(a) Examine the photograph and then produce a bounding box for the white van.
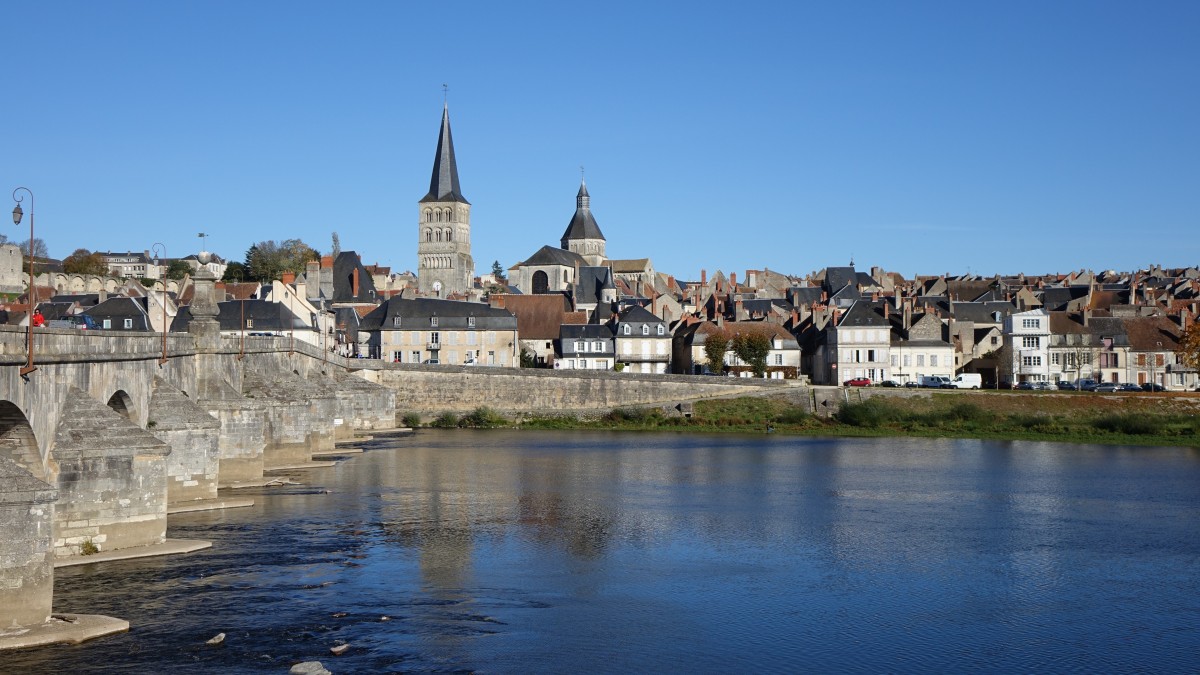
[949,373,982,389]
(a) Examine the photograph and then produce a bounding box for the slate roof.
[838,301,891,328]
[170,299,307,332]
[332,251,379,303]
[560,180,605,243]
[359,298,516,331]
[576,266,616,305]
[83,297,152,330]
[1039,286,1090,311]
[420,105,469,204]
[823,267,857,292]
[616,304,666,325]
[788,287,825,306]
[520,245,586,268]
[561,323,615,339]
[950,301,1015,324]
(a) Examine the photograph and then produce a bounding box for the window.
[1022,318,1040,329]
[246,319,253,328]
[593,341,604,352]
[904,354,911,367]
[657,325,665,335]
[430,332,440,345]
[1022,356,1042,367]
[623,325,631,335]
[446,229,453,242]
[124,318,133,329]
[393,316,402,327]
[431,317,439,327]
[1051,353,1060,365]
[411,351,420,363]
[642,325,649,336]
[579,359,588,369]
[774,354,783,366]
[532,270,549,295]
[917,355,925,366]
[930,355,938,367]
[891,355,898,367]
[575,341,586,352]
[991,336,999,346]
[467,316,475,328]
[488,350,495,365]
[1022,336,1039,349]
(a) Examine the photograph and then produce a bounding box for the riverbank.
[411,392,1200,447]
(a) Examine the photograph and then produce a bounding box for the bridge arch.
[0,400,46,483]
[107,390,135,419]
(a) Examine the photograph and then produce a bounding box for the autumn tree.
[1178,322,1200,371]
[61,248,110,276]
[731,331,772,377]
[222,261,248,282]
[245,239,319,281]
[19,238,49,259]
[703,327,730,374]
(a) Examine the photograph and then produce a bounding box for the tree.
[222,261,248,282]
[331,232,341,257]
[1178,322,1200,371]
[19,238,49,259]
[703,327,730,375]
[61,248,110,276]
[731,331,772,377]
[245,239,319,281]
[491,260,507,282]
[166,260,193,280]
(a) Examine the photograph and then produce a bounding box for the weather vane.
[442,83,448,104]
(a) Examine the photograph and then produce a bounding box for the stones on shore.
[205,632,225,645]
[331,612,347,618]
[330,642,350,656]
[290,662,332,675]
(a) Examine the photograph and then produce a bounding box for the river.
[8,430,1200,673]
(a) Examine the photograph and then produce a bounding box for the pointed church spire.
[577,178,590,210]
[421,104,469,204]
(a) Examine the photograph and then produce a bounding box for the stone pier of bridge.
[0,267,396,642]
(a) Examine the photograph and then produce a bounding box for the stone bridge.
[0,267,808,642]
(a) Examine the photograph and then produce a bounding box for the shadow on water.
[7,430,1200,673]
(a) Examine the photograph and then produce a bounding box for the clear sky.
[5,1,1198,281]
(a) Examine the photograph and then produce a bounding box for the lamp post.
[152,243,169,365]
[12,187,36,377]
[229,270,245,360]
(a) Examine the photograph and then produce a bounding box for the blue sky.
[5,1,1198,280]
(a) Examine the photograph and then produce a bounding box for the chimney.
[99,288,108,303]
[282,271,295,285]
[884,302,890,320]
[321,255,333,269]
[1083,307,1092,327]
[730,272,737,287]
[903,299,912,330]
[735,298,747,321]
[352,268,360,298]
[701,269,707,285]
[821,290,828,303]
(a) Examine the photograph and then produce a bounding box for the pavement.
[0,614,129,651]
[55,539,212,568]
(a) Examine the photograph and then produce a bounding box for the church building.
[417,105,474,297]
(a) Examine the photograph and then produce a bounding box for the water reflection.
[7,431,1199,673]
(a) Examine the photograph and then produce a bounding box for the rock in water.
[205,632,225,645]
[330,643,350,656]
[290,662,332,675]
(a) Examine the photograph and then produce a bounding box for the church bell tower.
[417,104,473,297]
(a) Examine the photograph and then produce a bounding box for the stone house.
[674,320,801,378]
[816,301,892,385]
[889,311,954,386]
[614,305,671,374]
[556,323,617,371]
[359,297,518,366]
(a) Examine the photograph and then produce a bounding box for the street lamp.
[152,243,168,366]
[12,187,36,377]
[229,270,245,360]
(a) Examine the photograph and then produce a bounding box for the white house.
[1004,308,1051,384]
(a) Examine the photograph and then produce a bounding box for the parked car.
[1094,383,1119,393]
[1038,381,1058,391]
[46,315,99,330]
[878,380,900,388]
[904,382,920,388]
[1141,383,1166,392]
[948,373,982,390]
[1078,378,1099,391]
[843,377,872,387]
[1016,382,1037,390]
[1116,383,1142,392]
[1056,381,1079,391]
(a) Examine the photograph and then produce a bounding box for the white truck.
[948,373,982,389]
[919,375,952,388]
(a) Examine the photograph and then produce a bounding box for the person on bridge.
[31,309,45,327]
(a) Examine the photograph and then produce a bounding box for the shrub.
[1093,414,1158,436]
[605,407,657,424]
[401,413,421,428]
[774,408,811,425]
[458,406,508,428]
[430,412,459,428]
[834,399,896,427]
[80,539,99,556]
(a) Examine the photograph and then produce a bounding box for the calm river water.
[8,431,1200,673]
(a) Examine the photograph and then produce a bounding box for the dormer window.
[393,316,402,327]
[467,316,475,328]
[623,324,631,335]
[656,325,665,336]
[641,325,649,336]
[431,317,439,328]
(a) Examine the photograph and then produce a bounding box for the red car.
[843,377,872,387]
